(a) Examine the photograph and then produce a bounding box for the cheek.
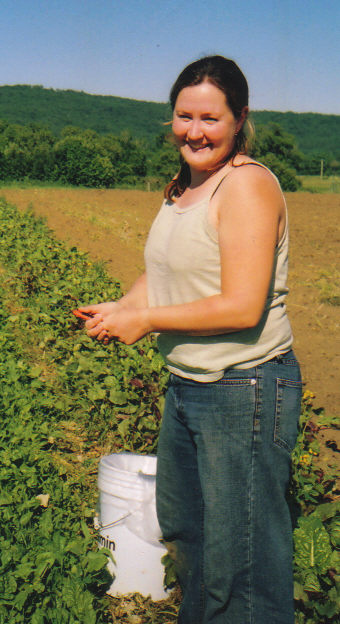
[212,124,234,142]
[172,131,183,151]
[172,119,185,139]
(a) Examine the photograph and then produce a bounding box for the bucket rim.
[99,452,158,476]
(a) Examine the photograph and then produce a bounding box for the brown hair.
[164,55,249,200]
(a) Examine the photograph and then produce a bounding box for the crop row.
[0,198,168,623]
[0,197,338,623]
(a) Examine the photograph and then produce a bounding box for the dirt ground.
[1,187,339,422]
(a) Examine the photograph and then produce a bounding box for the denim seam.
[214,378,257,386]
[275,377,303,387]
[248,449,253,624]
[249,366,263,623]
[279,360,299,366]
[199,498,205,624]
[274,378,302,453]
[246,368,259,624]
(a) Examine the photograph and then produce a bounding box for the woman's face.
[172,80,244,173]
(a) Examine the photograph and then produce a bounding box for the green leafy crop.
[0,197,168,622]
[291,392,339,622]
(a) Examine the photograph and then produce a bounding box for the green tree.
[250,123,302,191]
[2,142,29,179]
[148,133,179,184]
[256,153,301,191]
[0,121,56,181]
[115,132,147,183]
[53,133,116,187]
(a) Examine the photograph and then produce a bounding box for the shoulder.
[229,157,280,185]
[212,158,285,235]
[216,157,284,204]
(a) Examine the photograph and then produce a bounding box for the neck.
[189,160,230,189]
[189,169,214,188]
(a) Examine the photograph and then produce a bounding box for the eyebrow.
[175,108,221,116]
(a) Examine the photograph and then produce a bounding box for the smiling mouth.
[186,143,211,152]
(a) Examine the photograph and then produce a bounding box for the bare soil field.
[1,187,339,422]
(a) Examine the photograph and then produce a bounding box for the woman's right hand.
[75,302,121,343]
[77,301,120,318]
[76,302,121,343]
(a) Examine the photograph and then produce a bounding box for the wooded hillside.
[0,85,339,159]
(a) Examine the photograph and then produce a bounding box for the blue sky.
[1,0,339,114]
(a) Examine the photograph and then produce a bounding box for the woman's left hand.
[86,307,150,345]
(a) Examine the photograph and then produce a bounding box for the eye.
[203,117,218,123]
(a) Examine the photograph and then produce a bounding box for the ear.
[236,106,249,132]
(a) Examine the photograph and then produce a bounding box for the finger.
[85,314,103,330]
[97,329,109,342]
[86,323,104,337]
[72,309,92,320]
[78,305,101,316]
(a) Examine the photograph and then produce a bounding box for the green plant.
[291,391,339,622]
[0,197,169,622]
[315,268,340,306]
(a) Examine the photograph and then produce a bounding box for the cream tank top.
[144,165,293,382]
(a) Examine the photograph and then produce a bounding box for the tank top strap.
[210,161,272,200]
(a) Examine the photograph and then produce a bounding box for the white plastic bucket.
[97,453,167,600]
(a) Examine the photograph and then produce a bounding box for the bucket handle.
[138,469,156,477]
[98,511,133,531]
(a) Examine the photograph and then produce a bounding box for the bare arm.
[118,273,148,309]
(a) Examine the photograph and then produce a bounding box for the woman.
[80,56,302,624]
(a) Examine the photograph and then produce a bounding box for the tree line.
[1,85,339,162]
[0,121,147,187]
[0,117,337,192]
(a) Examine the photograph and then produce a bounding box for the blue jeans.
[156,351,302,624]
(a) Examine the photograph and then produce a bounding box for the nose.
[187,119,203,141]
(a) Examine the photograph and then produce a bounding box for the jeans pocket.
[274,378,303,453]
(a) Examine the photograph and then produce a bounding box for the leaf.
[315,593,339,617]
[0,493,13,505]
[85,551,109,573]
[71,591,96,623]
[117,419,131,437]
[329,516,340,549]
[98,546,115,564]
[31,608,45,624]
[28,366,43,378]
[109,389,127,405]
[5,574,17,595]
[87,386,106,402]
[103,375,117,387]
[294,515,332,574]
[35,552,56,577]
[302,570,321,592]
[15,587,32,609]
[20,511,33,526]
[15,561,34,580]
[66,539,85,556]
[161,552,177,589]
[311,501,340,522]
[329,549,340,573]
[294,581,308,601]
[81,520,91,541]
